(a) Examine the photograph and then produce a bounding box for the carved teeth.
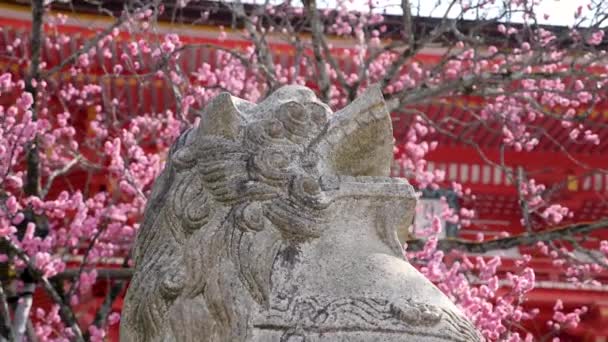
[371,105,387,119]
[326,129,345,146]
[343,120,360,135]
[355,110,376,124]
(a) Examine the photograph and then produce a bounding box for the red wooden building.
[1,1,607,340]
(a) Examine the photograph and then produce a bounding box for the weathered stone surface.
[120,85,482,342]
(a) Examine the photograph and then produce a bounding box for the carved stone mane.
[120,85,482,342]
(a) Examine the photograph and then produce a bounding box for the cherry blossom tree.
[0,0,607,341]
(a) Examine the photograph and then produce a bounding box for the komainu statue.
[120,85,482,342]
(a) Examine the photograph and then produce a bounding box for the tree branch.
[303,0,331,103]
[92,281,125,327]
[52,268,133,281]
[406,219,608,253]
[43,16,125,77]
[24,0,44,197]
[4,238,85,342]
[230,2,278,92]
[516,166,533,232]
[26,318,38,342]
[41,156,82,199]
[12,281,35,341]
[0,282,14,342]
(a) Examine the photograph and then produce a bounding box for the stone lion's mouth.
[318,175,415,199]
[308,85,395,179]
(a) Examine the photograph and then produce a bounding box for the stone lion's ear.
[197,92,244,140]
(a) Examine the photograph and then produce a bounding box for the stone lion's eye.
[306,103,328,126]
[281,102,308,121]
[266,120,285,138]
[311,111,326,125]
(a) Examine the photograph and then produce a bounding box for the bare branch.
[52,268,133,280]
[406,219,608,253]
[43,16,126,77]
[41,156,82,199]
[564,236,608,270]
[92,281,125,327]
[4,238,85,342]
[26,319,38,342]
[516,167,533,232]
[230,1,278,92]
[65,224,107,300]
[0,282,14,342]
[378,0,457,92]
[303,0,331,102]
[24,0,44,198]
[12,282,35,341]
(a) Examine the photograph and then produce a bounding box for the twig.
[26,318,38,342]
[12,281,35,341]
[65,219,109,300]
[4,238,85,342]
[565,236,608,270]
[41,156,82,199]
[231,2,278,92]
[0,282,14,342]
[24,0,44,197]
[52,268,133,280]
[91,281,125,327]
[43,17,126,77]
[516,167,533,232]
[303,0,331,102]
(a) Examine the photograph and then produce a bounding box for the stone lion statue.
[120,85,481,342]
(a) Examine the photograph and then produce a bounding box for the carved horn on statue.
[196,92,244,140]
[310,84,394,177]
